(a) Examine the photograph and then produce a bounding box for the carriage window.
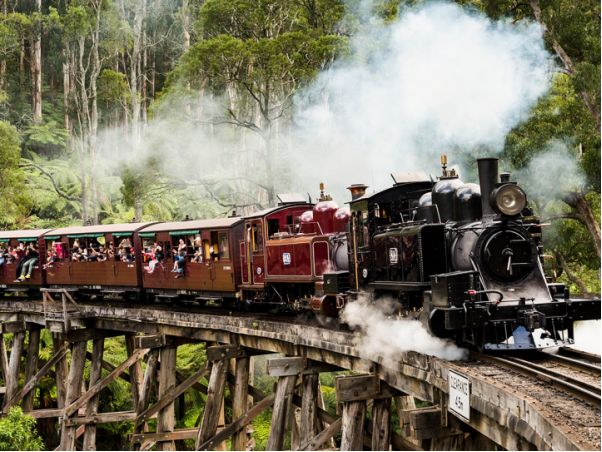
[219,232,229,260]
[209,231,218,260]
[267,219,279,237]
[252,224,263,253]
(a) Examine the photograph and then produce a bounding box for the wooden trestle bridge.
[0,289,598,451]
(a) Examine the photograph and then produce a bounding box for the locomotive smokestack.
[477,157,499,216]
[347,184,368,201]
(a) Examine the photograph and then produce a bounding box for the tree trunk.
[564,192,601,259]
[32,0,42,124]
[529,0,601,130]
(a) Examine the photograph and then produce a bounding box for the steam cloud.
[514,141,586,207]
[340,297,468,361]
[293,1,552,200]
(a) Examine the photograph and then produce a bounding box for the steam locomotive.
[0,156,599,352]
[319,156,600,351]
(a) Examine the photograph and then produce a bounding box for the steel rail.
[558,347,602,366]
[478,354,601,408]
[544,351,601,375]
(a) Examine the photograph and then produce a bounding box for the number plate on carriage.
[448,370,470,421]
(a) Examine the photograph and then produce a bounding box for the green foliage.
[23,121,69,156]
[0,120,30,227]
[0,407,44,451]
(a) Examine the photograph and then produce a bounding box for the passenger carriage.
[138,218,244,302]
[43,222,154,299]
[0,229,52,295]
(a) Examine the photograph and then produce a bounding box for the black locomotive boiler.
[325,156,600,351]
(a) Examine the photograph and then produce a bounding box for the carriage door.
[249,220,265,284]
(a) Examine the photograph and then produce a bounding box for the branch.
[555,251,592,297]
[20,161,80,202]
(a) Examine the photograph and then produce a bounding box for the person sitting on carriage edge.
[173,250,186,278]
[16,243,39,281]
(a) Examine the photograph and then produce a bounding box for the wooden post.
[300,372,319,445]
[3,330,25,411]
[135,349,159,441]
[60,341,88,450]
[22,326,41,412]
[53,333,68,408]
[195,354,227,449]
[157,345,177,451]
[0,334,9,383]
[340,401,366,451]
[371,397,392,451]
[126,334,143,409]
[266,357,306,451]
[83,337,105,451]
[232,356,250,451]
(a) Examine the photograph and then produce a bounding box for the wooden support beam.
[197,393,275,451]
[126,334,144,410]
[231,356,250,451]
[65,410,141,426]
[5,344,69,409]
[136,349,159,420]
[340,401,366,451]
[65,328,120,343]
[132,428,199,444]
[83,337,105,451]
[300,373,319,445]
[205,344,244,362]
[299,418,342,451]
[266,374,297,451]
[134,334,167,350]
[53,333,68,408]
[195,357,227,450]
[371,397,392,451]
[22,327,41,412]
[136,364,209,427]
[157,345,177,451]
[267,357,307,377]
[2,320,26,334]
[60,341,87,451]
[336,374,379,402]
[0,335,9,385]
[3,330,25,411]
[25,408,64,419]
[64,348,150,417]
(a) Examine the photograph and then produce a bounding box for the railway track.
[475,349,601,407]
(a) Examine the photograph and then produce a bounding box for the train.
[0,156,599,351]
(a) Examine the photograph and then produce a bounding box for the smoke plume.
[293,1,552,200]
[340,297,468,362]
[514,141,586,207]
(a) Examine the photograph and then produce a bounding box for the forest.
[0,0,599,294]
[0,0,598,449]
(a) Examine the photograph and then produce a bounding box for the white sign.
[282,252,291,266]
[389,247,398,264]
[448,370,470,421]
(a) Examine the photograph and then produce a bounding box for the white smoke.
[340,297,468,362]
[514,141,586,207]
[293,1,552,200]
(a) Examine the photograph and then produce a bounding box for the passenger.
[177,239,186,253]
[192,248,203,263]
[87,248,99,262]
[14,242,26,277]
[97,246,107,261]
[43,249,57,269]
[0,244,6,267]
[145,245,163,274]
[174,250,186,278]
[16,243,39,281]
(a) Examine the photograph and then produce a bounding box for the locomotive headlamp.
[491,184,527,216]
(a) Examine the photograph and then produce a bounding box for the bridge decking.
[0,298,598,451]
